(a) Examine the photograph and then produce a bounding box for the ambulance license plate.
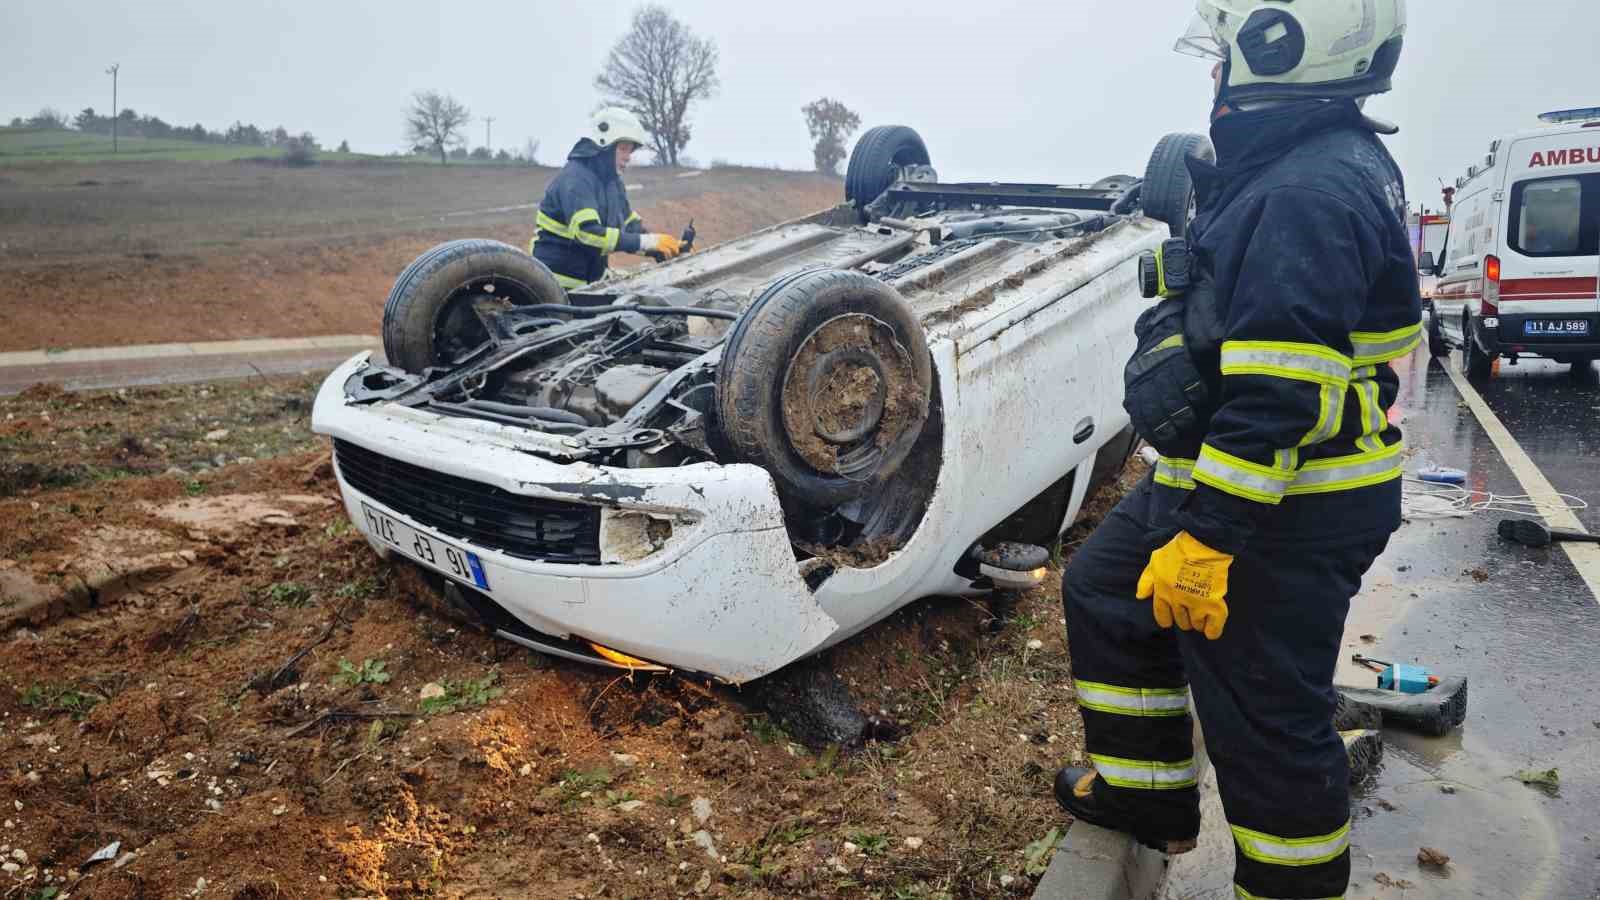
[361,503,490,591]
[1523,319,1590,337]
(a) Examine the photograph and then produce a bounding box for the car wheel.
[1463,314,1493,381]
[381,239,567,373]
[716,268,932,508]
[1142,132,1215,237]
[844,125,931,223]
[1426,305,1449,358]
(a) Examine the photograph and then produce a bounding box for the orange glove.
[639,233,683,259]
[1137,531,1234,640]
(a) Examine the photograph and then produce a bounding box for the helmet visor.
[1174,14,1228,61]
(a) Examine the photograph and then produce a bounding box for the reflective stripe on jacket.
[529,138,644,286]
[1162,100,1422,553]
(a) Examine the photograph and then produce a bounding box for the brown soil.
[0,378,1141,898]
[0,162,840,352]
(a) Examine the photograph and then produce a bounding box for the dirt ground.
[0,161,840,352]
[0,376,1144,899]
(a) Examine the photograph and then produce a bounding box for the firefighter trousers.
[1063,472,1388,899]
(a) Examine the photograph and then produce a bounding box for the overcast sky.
[4,0,1599,211]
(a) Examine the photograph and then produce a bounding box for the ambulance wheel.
[845,125,931,223]
[1142,132,1215,237]
[381,239,567,373]
[716,268,932,508]
[1462,314,1493,381]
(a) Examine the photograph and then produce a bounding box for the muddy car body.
[312,127,1206,682]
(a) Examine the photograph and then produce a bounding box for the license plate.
[1523,319,1590,337]
[360,503,490,591]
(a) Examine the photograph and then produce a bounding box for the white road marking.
[1442,358,1600,603]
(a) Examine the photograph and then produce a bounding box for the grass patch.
[263,581,313,607]
[747,713,788,744]
[331,658,391,688]
[19,682,104,719]
[418,671,503,715]
[742,819,816,877]
[847,829,890,857]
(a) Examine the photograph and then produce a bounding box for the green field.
[0,127,395,164]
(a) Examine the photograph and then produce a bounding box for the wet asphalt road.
[1163,347,1600,899]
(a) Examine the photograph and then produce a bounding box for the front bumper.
[311,355,840,682]
[1479,313,1600,358]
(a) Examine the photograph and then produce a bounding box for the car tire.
[1463,314,1493,381]
[1142,132,1215,237]
[381,239,567,373]
[1426,305,1449,358]
[716,268,932,508]
[844,125,931,223]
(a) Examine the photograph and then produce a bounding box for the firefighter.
[1056,2,1419,898]
[529,107,682,289]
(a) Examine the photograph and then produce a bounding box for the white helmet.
[591,107,649,149]
[1177,0,1406,104]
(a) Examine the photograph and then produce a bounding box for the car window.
[1510,174,1599,257]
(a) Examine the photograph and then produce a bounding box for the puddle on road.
[1349,730,1561,899]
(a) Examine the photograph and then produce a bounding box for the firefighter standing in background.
[1056,2,1420,897]
[530,108,683,289]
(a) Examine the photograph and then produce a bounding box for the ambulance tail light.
[1482,255,1501,313]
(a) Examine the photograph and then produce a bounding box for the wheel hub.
[781,314,919,476]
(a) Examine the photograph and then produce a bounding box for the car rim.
[431,275,541,365]
[780,313,920,479]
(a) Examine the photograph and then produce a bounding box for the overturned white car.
[312,127,1208,683]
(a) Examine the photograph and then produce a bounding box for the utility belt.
[1123,239,1224,459]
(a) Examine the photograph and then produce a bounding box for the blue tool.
[1417,466,1467,485]
[1353,654,1440,694]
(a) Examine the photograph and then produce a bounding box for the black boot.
[1053,767,1199,855]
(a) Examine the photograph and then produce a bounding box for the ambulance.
[1425,107,1600,378]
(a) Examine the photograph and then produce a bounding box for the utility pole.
[105,63,120,153]
[484,116,494,153]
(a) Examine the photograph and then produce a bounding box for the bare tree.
[594,5,718,167]
[405,91,471,165]
[521,138,541,166]
[28,107,68,130]
[801,98,861,175]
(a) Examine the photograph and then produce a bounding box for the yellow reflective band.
[1154,456,1197,490]
[537,210,575,239]
[1220,340,1352,388]
[1235,887,1344,900]
[624,210,641,226]
[1299,382,1345,447]
[1350,322,1422,365]
[1284,442,1404,495]
[1075,680,1189,717]
[1230,820,1350,867]
[553,272,588,290]
[1194,443,1295,505]
[1089,754,1198,790]
[568,208,601,229]
[1352,376,1387,453]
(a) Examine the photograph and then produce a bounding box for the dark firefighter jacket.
[1157,99,1423,555]
[529,138,644,287]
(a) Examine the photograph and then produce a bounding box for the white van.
[1425,107,1600,378]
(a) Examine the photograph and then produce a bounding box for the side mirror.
[1416,251,1436,275]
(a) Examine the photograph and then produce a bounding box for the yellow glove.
[641,233,683,259]
[1136,531,1234,640]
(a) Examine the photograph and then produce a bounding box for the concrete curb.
[1032,822,1168,900]
[1034,719,1214,900]
[0,335,380,396]
[0,335,378,367]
